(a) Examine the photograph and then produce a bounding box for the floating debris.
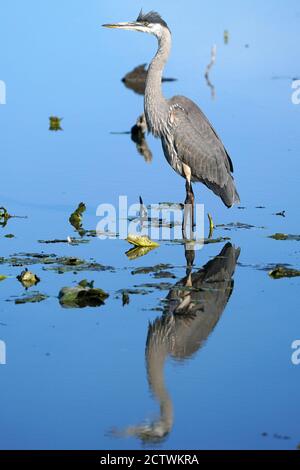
[49,116,63,131]
[224,30,229,44]
[0,252,114,273]
[274,211,286,217]
[216,222,259,230]
[17,268,40,288]
[153,271,176,279]
[268,233,300,241]
[59,282,109,308]
[134,282,173,291]
[131,264,173,276]
[45,257,114,274]
[204,236,231,244]
[4,233,15,238]
[0,275,7,281]
[38,237,89,245]
[122,292,130,306]
[117,288,150,296]
[269,265,300,279]
[12,292,48,305]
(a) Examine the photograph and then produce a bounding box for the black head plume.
[136,10,168,28]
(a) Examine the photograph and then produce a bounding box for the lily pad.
[204,236,231,244]
[131,264,173,276]
[134,282,173,291]
[0,252,114,273]
[59,283,109,308]
[268,233,300,241]
[117,288,150,296]
[269,265,300,279]
[153,271,176,279]
[12,292,48,305]
[216,222,256,230]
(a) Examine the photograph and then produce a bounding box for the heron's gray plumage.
[164,95,240,207]
[136,10,169,29]
[142,17,240,207]
[103,11,240,209]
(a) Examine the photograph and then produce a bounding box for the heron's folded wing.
[170,96,233,188]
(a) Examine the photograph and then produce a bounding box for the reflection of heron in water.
[122,64,176,163]
[122,63,176,96]
[115,242,240,443]
[130,114,153,163]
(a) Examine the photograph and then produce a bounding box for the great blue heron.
[103,11,240,228]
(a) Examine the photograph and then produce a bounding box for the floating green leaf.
[69,202,86,233]
[49,116,63,131]
[126,234,159,247]
[13,292,48,304]
[17,269,40,288]
[59,283,109,308]
[269,265,300,279]
[268,233,300,241]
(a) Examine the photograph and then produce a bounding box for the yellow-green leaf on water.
[125,246,157,260]
[49,116,63,131]
[126,234,159,248]
[69,202,86,233]
[0,275,7,281]
[17,269,40,288]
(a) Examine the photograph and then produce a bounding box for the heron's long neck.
[145,29,171,136]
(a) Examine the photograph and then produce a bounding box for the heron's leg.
[182,180,195,238]
[182,164,195,238]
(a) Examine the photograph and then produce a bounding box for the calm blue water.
[0,0,299,450]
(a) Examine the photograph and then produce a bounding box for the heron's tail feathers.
[221,177,240,208]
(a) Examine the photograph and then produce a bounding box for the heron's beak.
[102,22,142,31]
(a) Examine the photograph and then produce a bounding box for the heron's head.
[103,10,170,39]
